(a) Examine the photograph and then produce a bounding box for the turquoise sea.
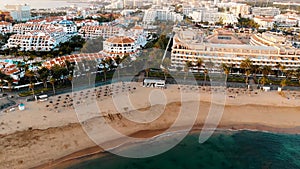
[68,130,300,169]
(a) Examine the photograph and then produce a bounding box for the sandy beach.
[1,82,300,169]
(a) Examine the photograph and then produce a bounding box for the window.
[218,36,232,40]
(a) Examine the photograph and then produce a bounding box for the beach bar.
[35,95,48,102]
[18,103,25,111]
[143,78,166,88]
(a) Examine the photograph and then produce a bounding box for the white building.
[171,28,300,71]
[0,61,24,83]
[250,32,286,47]
[58,20,77,35]
[275,13,300,27]
[253,16,275,30]
[154,0,162,6]
[213,0,220,6]
[79,25,123,39]
[43,53,106,69]
[143,7,183,24]
[190,9,238,25]
[217,2,250,17]
[251,7,280,17]
[133,0,143,8]
[0,21,12,34]
[6,29,69,51]
[105,0,124,9]
[4,4,31,21]
[182,5,194,16]
[12,23,56,34]
[75,19,100,27]
[103,36,139,58]
[127,25,148,47]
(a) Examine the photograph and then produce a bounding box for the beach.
[1,82,300,169]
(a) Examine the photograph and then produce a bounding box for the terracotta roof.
[255,16,274,19]
[0,21,11,26]
[106,36,135,44]
[43,53,106,68]
[132,25,143,30]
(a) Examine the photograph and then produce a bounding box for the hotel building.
[250,32,299,56]
[58,20,77,35]
[12,23,57,34]
[0,21,12,34]
[78,25,122,39]
[217,2,250,17]
[170,28,300,71]
[4,4,31,21]
[143,6,183,24]
[0,62,24,83]
[189,8,238,25]
[275,13,300,27]
[75,19,99,27]
[6,29,69,51]
[251,7,280,17]
[12,20,78,35]
[43,53,106,69]
[127,25,148,48]
[253,16,275,30]
[103,36,139,59]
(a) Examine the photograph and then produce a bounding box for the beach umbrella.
[18,103,25,111]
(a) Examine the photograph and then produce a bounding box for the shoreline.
[35,123,300,169]
[1,84,300,169]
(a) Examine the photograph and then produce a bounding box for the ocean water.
[68,130,300,169]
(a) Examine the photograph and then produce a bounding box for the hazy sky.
[0,0,90,9]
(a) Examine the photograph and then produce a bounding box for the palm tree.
[100,59,108,81]
[68,75,74,92]
[25,70,35,84]
[240,58,252,85]
[51,64,63,81]
[0,80,3,93]
[50,77,56,95]
[162,67,169,81]
[286,70,295,80]
[106,57,114,71]
[5,76,13,91]
[204,69,208,86]
[145,68,150,78]
[250,65,260,81]
[221,63,230,83]
[261,66,272,77]
[122,54,131,68]
[37,67,49,88]
[29,82,35,98]
[260,76,269,87]
[65,60,75,75]
[245,69,251,85]
[279,64,286,77]
[196,58,203,74]
[280,78,288,90]
[0,72,6,93]
[296,68,300,85]
[184,61,193,82]
[114,55,122,81]
[275,64,281,77]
